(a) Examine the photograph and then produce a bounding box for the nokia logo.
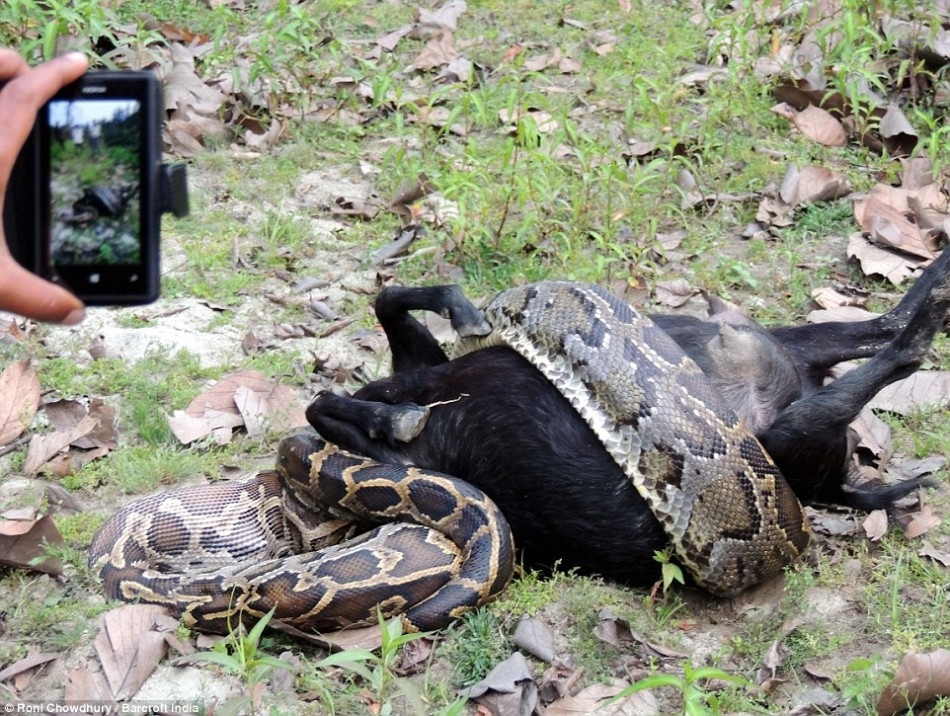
[81,86,108,94]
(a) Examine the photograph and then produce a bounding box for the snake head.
[277,430,325,480]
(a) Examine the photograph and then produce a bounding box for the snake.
[90,279,810,633]
[88,433,515,633]
[453,281,810,596]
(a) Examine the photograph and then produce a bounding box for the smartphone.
[4,71,166,305]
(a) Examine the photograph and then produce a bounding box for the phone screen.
[36,71,163,305]
[46,96,143,284]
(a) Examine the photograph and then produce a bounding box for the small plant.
[607,663,748,716]
[653,548,685,593]
[312,608,445,715]
[442,608,509,685]
[837,656,888,713]
[183,607,294,714]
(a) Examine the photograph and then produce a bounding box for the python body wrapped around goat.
[90,279,811,634]
[455,281,810,595]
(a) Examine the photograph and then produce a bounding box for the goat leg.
[770,246,950,377]
[307,390,430,458]
[375,285,490,373]
[762,255,950,507]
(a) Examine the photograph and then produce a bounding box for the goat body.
[308,249,950,587]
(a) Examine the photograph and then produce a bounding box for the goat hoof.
[388,404,431,442]
[450,307,492,338]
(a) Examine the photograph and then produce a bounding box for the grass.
[1,0,950,712]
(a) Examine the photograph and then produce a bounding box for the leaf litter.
[3,0,950,711]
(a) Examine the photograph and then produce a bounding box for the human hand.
[0,50,89,325]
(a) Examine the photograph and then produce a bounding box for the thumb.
[0,252,85,324]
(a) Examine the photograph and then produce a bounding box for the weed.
[609,663,749,716]
[309,609,458,715]
[653,548,686,594]
[837,656,890,714]
[183,607,295,714]
[63,444,220,492]
[442,608,509,686]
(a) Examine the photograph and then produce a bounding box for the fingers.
[0,52,88,186]
[0,49,29,81]
[0,253,85,324]
[0,51,89,324]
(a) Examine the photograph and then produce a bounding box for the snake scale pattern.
[88,436,514,633]
[455,281,810,595]
[90,279,811,633]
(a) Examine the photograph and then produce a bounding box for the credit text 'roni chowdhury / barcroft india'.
[3,703,202,715]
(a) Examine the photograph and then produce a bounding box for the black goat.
[307,249,950,588]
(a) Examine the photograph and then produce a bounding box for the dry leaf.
[868,370,950,414]
[879,104,918,156]
[850,407,892,460]
[862,510,888,542]
[546,682,658,715]
[269,622,384,651]
[170,370,307,444]
[655,279,696,308]
[757,639,790,692]
[772,102,848,146]
[467,651,538,716]
[0,514,64,575]
[903,504,941,539]
[411,27,459,71]
[45,398,117,451]
[810,286,871,310]
[0,359,40,446]
[23,414,98,474]
[512,616,555,663]
[807,305,881,324]
[918,541,950,567]
[860,196,935,260]
[0,651,59,685]
[877,649,950,716]
[94,604,170,701]
[847,232,923,285]
[779,164,851,206]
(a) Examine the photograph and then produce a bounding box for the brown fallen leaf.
[807,305,881,324]
[94,604,170,701]
[45,398,118,451]
[918,541,950,567]
[879,103,918,156]
[546,681,658,715]
[170,370,307,444]
[411,27,459,71]
[779,164,851,206]
[757,639,790,692]
[655,279,696,308]
[877,649,950,716]
[0,359,40,446]
[512,616,555,663]
[860,196,936,261]
[23,414,98,474]
[268,622,384,651]
[862,510,888,542]
[902,504,941,540]
[868,370,950,415]
[850,407,892,462]
[810,286,871,310]
[467,651,539,716]
[772,102,848,147]
[64,666,112,701]
[0,651,59,685]
[847,232,924,285]
[0,514,64,575]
